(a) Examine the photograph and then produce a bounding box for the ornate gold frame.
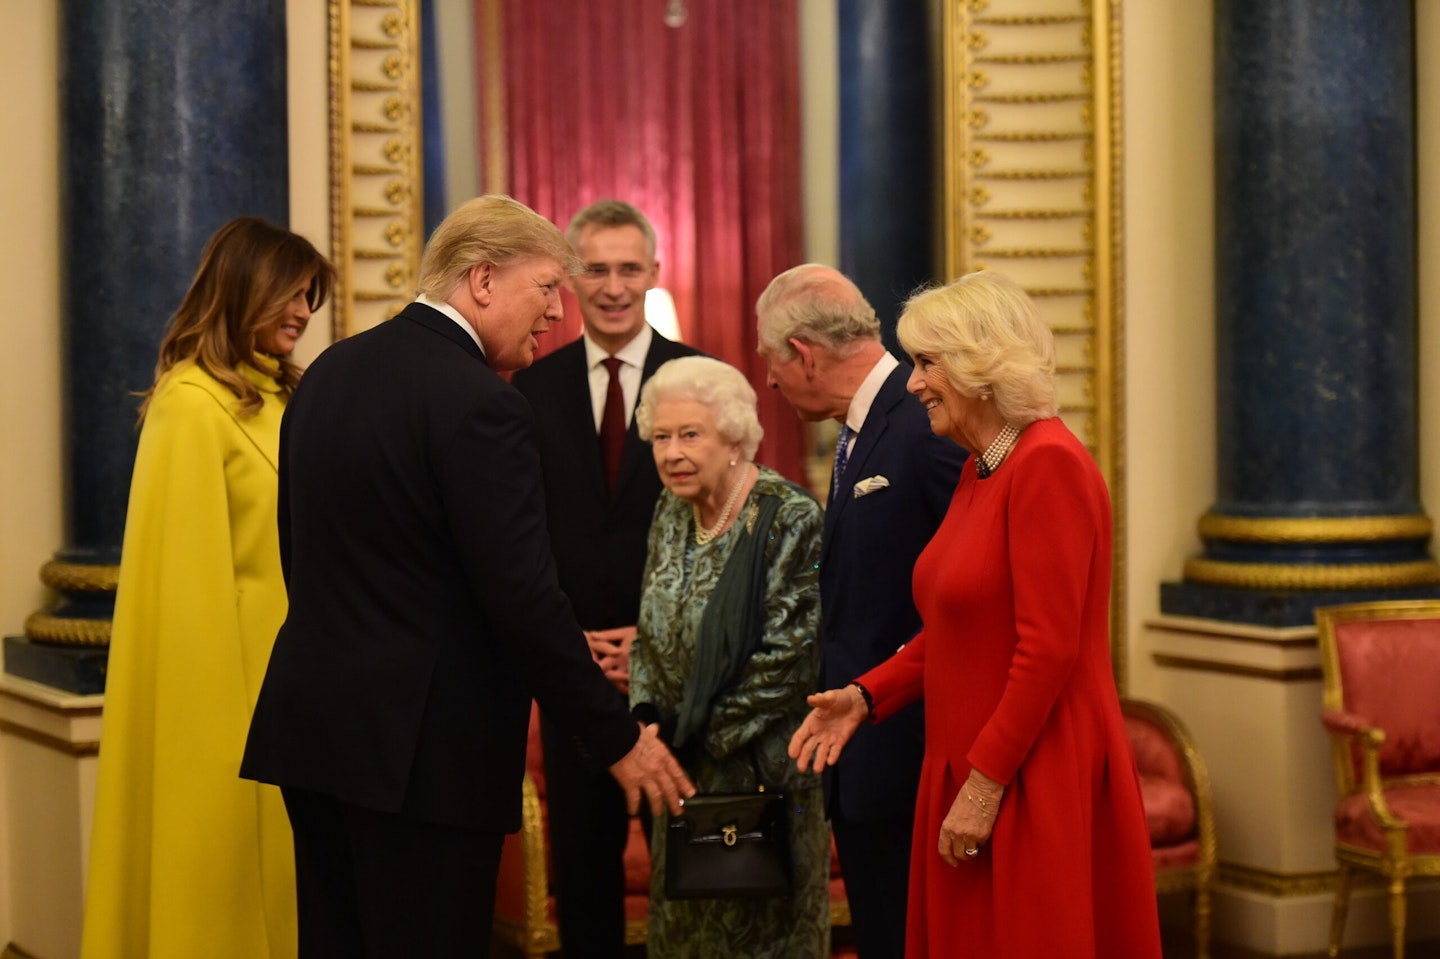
[942,0,1126,687]
[328,0,426,338]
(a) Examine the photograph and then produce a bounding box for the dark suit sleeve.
[437,385,638,768]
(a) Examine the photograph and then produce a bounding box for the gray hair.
[755,263,880,361]
[566,199,657,258]
[635,356,764,461]
[416,195,579,299]
[897,271,1058,426]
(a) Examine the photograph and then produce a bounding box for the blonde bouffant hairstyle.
[141,217,335,421]
[897,270,1058,426]
[416,195,580,299]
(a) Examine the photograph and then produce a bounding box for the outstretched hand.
[787,685,868,773]
[609,722,695,817]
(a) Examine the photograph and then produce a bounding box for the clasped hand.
[787,685,868,773]
[585,626,634,694]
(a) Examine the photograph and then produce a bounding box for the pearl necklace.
[694,463,751,545]
[975,424,1021,479]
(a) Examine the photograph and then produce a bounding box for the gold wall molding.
[1183,557,1440,591]
[943,0,1126,689]
[1197,512,1434,543]
[1217,862,1339,898]
[0,719,99,757]
[329,0,425,338]
[1151,653,1322,683]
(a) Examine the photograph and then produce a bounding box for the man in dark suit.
[510,199,701,958]
[240,195,692,957]
[756,264,966,959]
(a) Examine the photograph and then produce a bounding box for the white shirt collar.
[583,323,653,369]
[417,293,484,356]
[846,350,900,432]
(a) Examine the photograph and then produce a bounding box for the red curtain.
[476,0,806,482]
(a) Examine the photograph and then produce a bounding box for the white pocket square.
[852,475,890,498]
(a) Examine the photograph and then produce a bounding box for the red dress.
[860,418,1161,959]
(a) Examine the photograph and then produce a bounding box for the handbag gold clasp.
[722,824,738,846]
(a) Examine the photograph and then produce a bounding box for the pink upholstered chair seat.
[1122,699,1215,958]
[1334,784,1440,854]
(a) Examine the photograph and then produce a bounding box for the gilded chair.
[1122,697,1216,959]
[1315,601,1440,959]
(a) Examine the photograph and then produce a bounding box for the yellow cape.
[82,358,296,959]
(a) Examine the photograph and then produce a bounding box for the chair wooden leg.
[1194,883,1212,959]
[1329,864,1353,959]
[1388,875,1406,959]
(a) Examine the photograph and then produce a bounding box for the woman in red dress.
[790,271,1161,958]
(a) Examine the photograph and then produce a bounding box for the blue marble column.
[1161,0,1440,626]
[838,0,935,352]
[7,0,291,691]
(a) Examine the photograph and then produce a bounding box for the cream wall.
[0,7,63,951]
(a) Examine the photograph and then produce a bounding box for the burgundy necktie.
[600,356,626,491]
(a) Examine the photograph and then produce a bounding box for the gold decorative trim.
[1217,862,1340,897]
[478,0,509,194]
[0,720,99,757]
[944,0,1126,690]
[974,15,1088,26]
[38,560,118,593]
[1152,653,1323,682]
[22,613,111,646]
[329,0,424,338]
[1197,512,1433,543]
[1183,557,1440,590]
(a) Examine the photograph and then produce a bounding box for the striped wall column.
[6,0,291,691]
[1160,0,1439,626]
[838,0,936,349]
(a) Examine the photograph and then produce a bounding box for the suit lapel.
[553,341,611,505]
[820,364,910,567]
[611,334,685,497]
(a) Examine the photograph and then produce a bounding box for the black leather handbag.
[664,788,792,899]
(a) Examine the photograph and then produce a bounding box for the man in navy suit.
[511,200,702,958]
[757,264,966,959]
[241,196,692,957]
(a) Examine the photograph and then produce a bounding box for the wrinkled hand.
[787,686,868,773]
[585,627,634,694]
[938,769,1004,867]
[609,722,695,816]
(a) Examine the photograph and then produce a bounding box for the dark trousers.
[281,786,504,958]
[832,808,915,959]
[541,717,631,959]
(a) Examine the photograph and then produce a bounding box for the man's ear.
[469,263,493,306]
[789,337,817,378]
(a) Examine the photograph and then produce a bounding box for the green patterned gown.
[631,467,830,959]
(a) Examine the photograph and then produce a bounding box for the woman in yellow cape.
[82,218,334,959]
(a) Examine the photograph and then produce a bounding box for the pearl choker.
[975,424,1021,479]
[694,463,752,544]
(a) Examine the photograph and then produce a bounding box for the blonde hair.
[755,263,880,360]
[141,217,335,421]
[897,271,1058,425]
[417,195,579,298]
[635,356,764,460]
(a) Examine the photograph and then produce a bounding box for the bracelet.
[850,681,874,719]
[965,790,998,818]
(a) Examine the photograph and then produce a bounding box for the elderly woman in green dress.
[630,355,829,958]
